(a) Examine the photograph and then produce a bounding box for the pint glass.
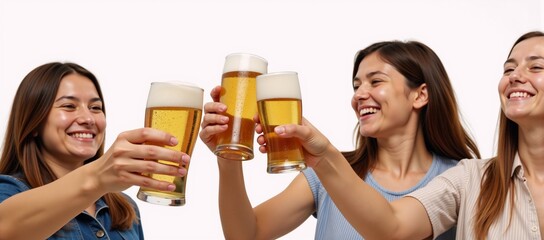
[256,72,306,173]
[214,53,268,161]
[137,82,203,206]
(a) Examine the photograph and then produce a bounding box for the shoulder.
[119,192,140,210]
[456,158,491,172]
[434,155,490,173]
[0,174,30,202]
[432,158,490,187]
[433,155,459,169]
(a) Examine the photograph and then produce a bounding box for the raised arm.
[199,86,315,239]
[272,119,433,239]
[0,128,188,240]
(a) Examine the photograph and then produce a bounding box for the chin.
[72,150,98,160]
[359,130,375,137]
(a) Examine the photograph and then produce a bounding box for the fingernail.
[170,137,178,146]
[178,168,187,175]
[167,184,176,191]
[275,126,285,134]
[221,116,229,123]
[180,154,189,163]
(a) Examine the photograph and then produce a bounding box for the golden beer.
[137,82,203,206]
[256,72,306,173]
[214,53,267,161]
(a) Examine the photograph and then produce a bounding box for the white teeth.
[71,133,93,139]
[360,107,378,115]
[509,92,530,99]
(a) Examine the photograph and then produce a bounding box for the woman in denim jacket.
[0,62,189,240]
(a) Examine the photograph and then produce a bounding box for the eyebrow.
[55,96,103,103]
[366,70,386,79]
[353,70,387,82]
[504,55,544,65]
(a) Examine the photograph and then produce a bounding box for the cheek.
[375,88,388,100]
[94,116,107,144]
[498,76,509,93]
[96,115,107,132]
[46,112,72,132]
[533,75,544,89]
[351,98,358,112]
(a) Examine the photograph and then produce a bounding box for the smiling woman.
[197,40,481,240]
[40,73,107,169]
[0,62,191,240]
[266,31,544,240]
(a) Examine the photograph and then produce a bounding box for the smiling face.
[499,36,544,126]
[351,52,421,138]
[38,73,106,171]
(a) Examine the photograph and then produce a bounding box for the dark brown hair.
[0,62,138,230]
[344,41,481,178]
[474,31,544,240]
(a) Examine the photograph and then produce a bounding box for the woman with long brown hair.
[0,62,190,240]
[266,31,544,239]
[199,40,479,239]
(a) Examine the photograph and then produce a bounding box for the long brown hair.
[343,41,481,178]
[0,62,137,230]
[474,31,544,240]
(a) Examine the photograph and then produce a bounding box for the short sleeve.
[407,160,470,238]
[302,168,320,217]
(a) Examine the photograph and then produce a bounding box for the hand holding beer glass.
[214,53,268,161]
[137,82,203,206]
[256,71,306,173]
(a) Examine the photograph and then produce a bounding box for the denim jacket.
[0,174,145,240]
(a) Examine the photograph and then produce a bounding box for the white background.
[0,0,542,239]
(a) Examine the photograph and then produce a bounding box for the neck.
[42,153,84,178]
[518,125,544,180]
[375,127,432,178]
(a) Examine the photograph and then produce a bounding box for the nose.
[353,84,370,101]
[509,66,527,84]
[76,108,95,126]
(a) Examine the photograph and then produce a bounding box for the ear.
[413,83,429,109]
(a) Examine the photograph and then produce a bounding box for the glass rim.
[225,52,268,63]
[150,81,204,91]
[257,71,298,78]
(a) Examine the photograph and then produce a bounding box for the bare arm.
[0,128,188,240]
[273,119,433,239]
[218,160,314,239]
[200,86,315,240]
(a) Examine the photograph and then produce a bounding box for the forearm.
[217,157,257,240]
[312,144,400,239]
[0,166,104,240]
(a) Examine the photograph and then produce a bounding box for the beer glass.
[256,71,306,173]
[214,53,268,161]
[137,81,203,206]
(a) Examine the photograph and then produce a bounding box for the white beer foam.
[147,82,203,109]
[256,71,302,100]
[223,53,268,74]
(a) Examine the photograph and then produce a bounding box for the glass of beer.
[256,71,306,173]
[214,53,268,161]
[136,81,203,206]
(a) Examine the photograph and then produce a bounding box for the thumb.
[274,118,330,157]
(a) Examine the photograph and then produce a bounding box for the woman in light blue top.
[199,40,480,239]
